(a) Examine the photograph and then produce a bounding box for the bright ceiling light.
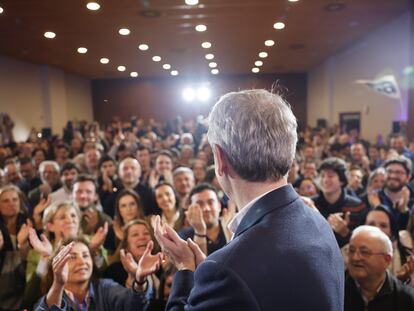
[252,67,260,73]
[201,42,212,49]
[195,24,207,32]
[273,22,286,30]
[86,2,100,10]
[209,62,217,68]
[163,64,171,70]
[211,69,219,75]
[258,52,268,58]
[130,72,138,77]
[0,6,4,14]
[255,60,263,67]
[197,87,211,102]
[77,47,88,54]
[205,54,214,60]
[152,56,161,62]
[117,66,126,72]
[171,70,179,76]
[100,58,109,64]
[138,44,149,51]
[288,0,299,2]
[119,28,131,36]
[185,0,199,5]
[265,40,275,46]
[44,31,56,39]
[182,88,195,102]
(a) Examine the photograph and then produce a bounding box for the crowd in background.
[1,112,414,310]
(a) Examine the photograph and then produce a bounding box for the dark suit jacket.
[167,184,344,311]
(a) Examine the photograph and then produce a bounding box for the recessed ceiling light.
[117,66,126,72]
[100,58,109,64]
[195,24,207,32]
[163,64,171,70]
[264,40,275,46]
[86,2,100,10]
[288,0,299,2]
[273,22,285,30]
[255,60,263,67]
[171,70,179,76]
[152,56,161,62]
[205,54,214,60]
[201,41,212,49]
[185,0,199,5]
[208,62,217,68]
[44,31,56,39]
[77,47,88,54]
[138,44,149,51]
[119,28,131,36]
[258,52,268,58]
[211,69,219,75]
[130,72,138,77]
[252,67,260,73]
[0,7,4,14]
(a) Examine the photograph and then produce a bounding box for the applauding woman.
[35,236,162,310]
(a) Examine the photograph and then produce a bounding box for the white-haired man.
[154,89,344,310]
[345,225,414,310]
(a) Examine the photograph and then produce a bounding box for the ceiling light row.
[0,6,4,14]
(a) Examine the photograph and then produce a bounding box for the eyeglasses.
[386,169,407,176]
[348,247,387,259]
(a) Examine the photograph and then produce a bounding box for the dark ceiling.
[0,0,410,79]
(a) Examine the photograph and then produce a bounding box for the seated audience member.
[84,148,102,177]
[101,156,158,217]
[105,219,164,309]
[178,183,230,255]
[54,143,70,167]
[148,150,174,189]
[154,182,185,232]
[0,185,31,311]
[136,146,152,184]
[350,142,370,173]
[345,225,414,310]
[29,160,62,208]
[72,175,111,235]
[105,189,146,253]
[298,178,318,197]
[390,134,414,171]
[34,236,160,311]
[97,154,119,195]
[19,157,42,192]
[177,144,194,168]
[32,148,47,171]
[372,156,414,230]
[368,145,383,170]
[172,166,195,210]
[191,159,207,184]
[49,162,80,203]
[313,157,367,246]
[4,161,31,194]
[346,166,365,197]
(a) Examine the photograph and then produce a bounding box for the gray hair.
[367,167,386,186]
[207,89,297,182]
[351,225,393,256]
[39,160,60,175]
[173,166,194,178]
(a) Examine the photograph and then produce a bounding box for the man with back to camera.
[153,89,344,310]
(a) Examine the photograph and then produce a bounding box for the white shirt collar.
[227,187,278,236]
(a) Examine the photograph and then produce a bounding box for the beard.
[385,180,405,192]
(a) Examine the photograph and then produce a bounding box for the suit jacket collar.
[234,184,299,238]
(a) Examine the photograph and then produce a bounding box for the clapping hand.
[327,212,350,237]
[397,256,414,283]
[186,203,206,235]
[89,222,109,252]
[28,227,53,257]
[52,242,75,286]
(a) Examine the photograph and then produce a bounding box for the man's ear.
[213,144,228,177]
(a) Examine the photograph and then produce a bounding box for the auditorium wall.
[307,12,411,143]
[91,73,307,128]
[0,55,93,141]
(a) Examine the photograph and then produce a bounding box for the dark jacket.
[167,184,344,311]
[345,271,414,311]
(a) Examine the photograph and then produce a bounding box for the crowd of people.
[1,105,414,310]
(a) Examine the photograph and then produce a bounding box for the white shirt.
[227,186,282,235]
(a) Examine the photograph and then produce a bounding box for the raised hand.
[186,203,206,235]
[187,238,206,267]
[396,186,410,213]
[17,219,33,249]
[136,240,162,281]
[396,256,414,283]
[327,212,350,237]
[120,248,138,277]
[0,230,3,251]
[28,227,53,257]
[367,187,381,208]
[52,242,74,286]
[89,222,109,251]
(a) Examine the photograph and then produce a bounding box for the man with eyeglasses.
[345,225,414,310]
[373,156,414,230]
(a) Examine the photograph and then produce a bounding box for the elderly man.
[345,225,414,310]
[173,166,195,210]
[154,89,344,310]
